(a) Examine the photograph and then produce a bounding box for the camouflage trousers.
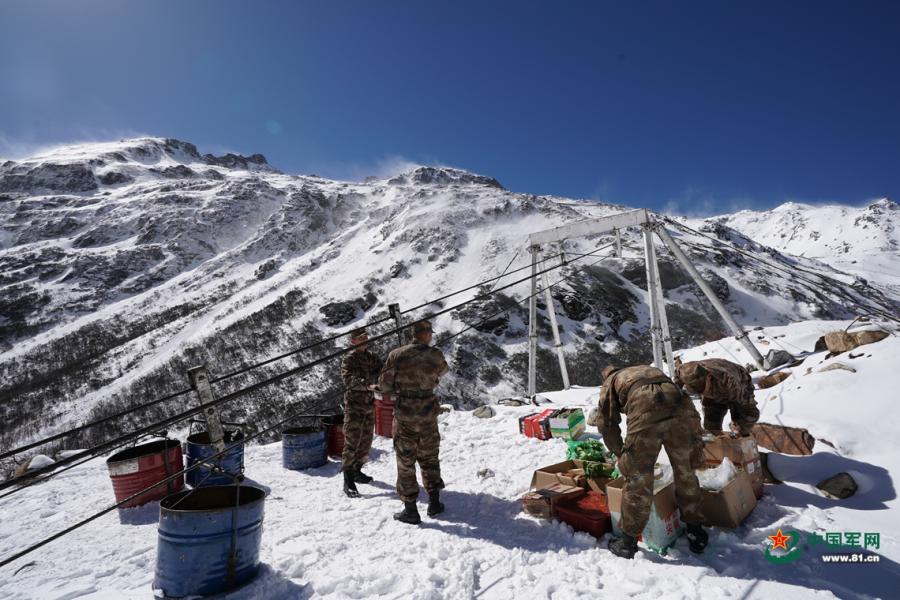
[392,395,444,502]
[703,397,760,436]
[617,417,704,538]
[341,391,375,472]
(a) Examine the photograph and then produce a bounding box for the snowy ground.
[1,320,898,599]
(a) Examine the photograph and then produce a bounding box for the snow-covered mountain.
[1,138,898,456]
[707,200,900,291]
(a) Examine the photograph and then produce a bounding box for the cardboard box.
[521,483,586,519]
[698,469,758,528]
[531,459,612,494]
[521,409,555,440]
[518,412,538,435]
[549,408,586,440]
[703,434,764,499]
[607,477,684,554]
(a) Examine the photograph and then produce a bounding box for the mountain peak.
[384,165,503,189]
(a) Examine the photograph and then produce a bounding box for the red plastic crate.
[555,491,612,539]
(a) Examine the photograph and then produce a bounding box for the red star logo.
[768,528,791,551]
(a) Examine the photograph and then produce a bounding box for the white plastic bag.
[696,457,737,491]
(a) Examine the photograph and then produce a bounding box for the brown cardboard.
[530,460,609,494]
[698,469,758,528]
[607,477,684,553]
[521,483,586,519]
[703,433,764,499]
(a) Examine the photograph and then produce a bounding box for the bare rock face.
[816,472,858,499]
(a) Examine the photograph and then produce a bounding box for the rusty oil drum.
[106,439,184,508]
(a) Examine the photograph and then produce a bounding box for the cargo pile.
[518,408,585,441]
[522,429,762,554]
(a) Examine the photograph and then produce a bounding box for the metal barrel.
[106,439,184,508]
[374,393,395,438]
[184,429,245,488]
[323,413,345,459]
[153,485,266,599]
[281,426,327,470]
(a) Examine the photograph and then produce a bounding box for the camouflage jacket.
[378,343,449,394]
[341,349,383,392]
[598,364,699,455]
[675,358,754,407]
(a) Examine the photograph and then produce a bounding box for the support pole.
[388,303,404,346]
[614,228,622,258]
[642,227,665,370]
[527,246,539,396]
[188,366,226,453]
[655,225,766,369]
[540,252,570,389]
[646,232,676,375]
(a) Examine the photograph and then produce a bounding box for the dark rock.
[319,301,359,326]
[477,468,495,479]
[98,171,133,186]
[764,349,794,370]
[816,472,858,499]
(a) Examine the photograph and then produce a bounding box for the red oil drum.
[106,439,184,508]
[324,414,345,459]
[374,393,395,438]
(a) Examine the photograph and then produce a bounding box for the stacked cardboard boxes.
[518,409,555,440]
[703,433,764,499]
[530,459,612,494]
[521,483,586,519]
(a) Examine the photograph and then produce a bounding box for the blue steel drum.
[185,429,244,488]
[153,485,266,599]
[282,426,327,470]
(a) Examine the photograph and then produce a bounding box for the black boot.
[393,501,421,525]
[343,469,359,498]
[686,523,709,554]
[608,533,639,559]
[354,465,373,484]
[427,490,445,517]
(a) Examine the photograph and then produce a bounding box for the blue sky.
[1,1,898,213]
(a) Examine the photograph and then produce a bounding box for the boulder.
[498,397,527,407]
[477,468,495,479]
[852,329,889,347]
[438,404,454,414]
[757,371,791,389]
[473,406,495,419]
[818,362,857,374]
[816,472,858,499]
[764,349,794,370]
[813,336,828,352]
[824,331,859,354]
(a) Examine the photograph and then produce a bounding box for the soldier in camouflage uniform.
[377,320,449,525]
[597,364,709,559]
[340,327,383,498]
[674,358,760,436]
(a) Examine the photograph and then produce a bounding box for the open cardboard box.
[521,483,586,519]
[698,469,757,528]
[606,477,684,554]
[531,459,612,494]
[703,433,763,499]
[549,408,586,440]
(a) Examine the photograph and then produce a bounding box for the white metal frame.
[525,209,764,396]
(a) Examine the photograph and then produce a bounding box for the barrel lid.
[186,429,244,445]
[160,485,266,512]
[106,438,180,466]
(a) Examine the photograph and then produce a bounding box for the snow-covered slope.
[0,320,897,599]
[707,200,900,291]
[1,138,898,458]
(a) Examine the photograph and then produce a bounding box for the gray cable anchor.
[188,366,227,454]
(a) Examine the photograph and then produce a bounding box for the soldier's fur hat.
[413,320,433,334]
[350,327,368,339]
[601,365,620,381]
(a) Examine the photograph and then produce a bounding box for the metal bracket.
[388,303,404,346]
[188,365,226,453]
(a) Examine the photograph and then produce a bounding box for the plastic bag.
[695,457,737,491]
